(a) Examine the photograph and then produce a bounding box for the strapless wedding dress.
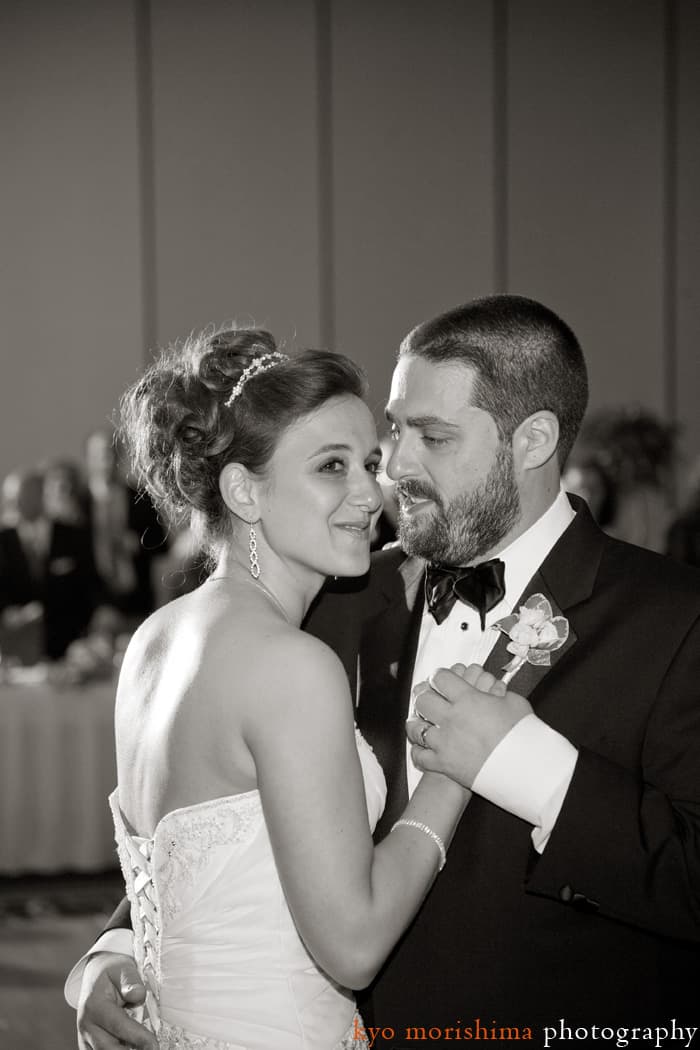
[110,728,386,1050]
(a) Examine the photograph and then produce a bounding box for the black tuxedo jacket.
[0,521,99,659]
[306,499,700,1032]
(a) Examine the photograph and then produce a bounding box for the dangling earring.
[249,523,260,579]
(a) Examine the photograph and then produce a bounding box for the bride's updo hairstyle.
[119,324,367,553]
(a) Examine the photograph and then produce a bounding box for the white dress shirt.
[407,489,578,852]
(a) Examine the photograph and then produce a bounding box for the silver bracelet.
[390,819,447,872]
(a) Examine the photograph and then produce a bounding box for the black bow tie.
[425,558,506,629]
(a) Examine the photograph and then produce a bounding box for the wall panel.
[0,0,143,481]
[675,0,700,475]
[330,0,497,419]
[149,0,322,350]
[507,0,666,416]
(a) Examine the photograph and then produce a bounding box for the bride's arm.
[245,631,470,990]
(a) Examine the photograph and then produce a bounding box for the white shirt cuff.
[471,713,578,853]
[63,929,135,1009]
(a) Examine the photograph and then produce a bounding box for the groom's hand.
[77,952,158,1050]
[406,664,532,788]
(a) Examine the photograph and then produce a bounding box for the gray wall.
[2,0,698,482]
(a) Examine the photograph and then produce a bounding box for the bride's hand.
[77,951,158,1050]
[445,662,508,696]
[411,664,506,718]
[407,664,531,789]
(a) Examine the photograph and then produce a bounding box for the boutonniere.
[492,594,569,685]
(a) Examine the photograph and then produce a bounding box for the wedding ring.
[419,722,431,748]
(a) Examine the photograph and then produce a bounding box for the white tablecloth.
[0,677,119,874]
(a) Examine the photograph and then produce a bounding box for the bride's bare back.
[115,579,304,837]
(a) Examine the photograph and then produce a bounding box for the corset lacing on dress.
[120,831,162,1037]
[108,724,386,1049]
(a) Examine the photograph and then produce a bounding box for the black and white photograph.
[1,3,699,1049]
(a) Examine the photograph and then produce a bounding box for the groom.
[71,296,700,1046]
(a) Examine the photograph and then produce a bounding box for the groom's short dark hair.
[399,294,589,466]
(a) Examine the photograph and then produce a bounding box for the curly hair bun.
[119,326,280,525]
[198,328,279,397]
[118,324,366,557]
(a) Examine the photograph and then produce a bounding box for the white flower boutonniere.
[493,593,569,685]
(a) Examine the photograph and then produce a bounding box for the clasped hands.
[406,664,532,788]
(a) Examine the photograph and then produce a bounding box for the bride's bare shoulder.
[217,618,344,682]
[220,622,350,711]
[119,588,349,714]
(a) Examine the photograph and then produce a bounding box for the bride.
[71,326,491,1050]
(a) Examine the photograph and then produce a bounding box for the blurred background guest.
[0,467,99,662]
[667,455,700,570]
[562,457,617,529]
[84,428,168,623]
[43,458,92,528]
[370,434,399,550]
[565,407,677,553]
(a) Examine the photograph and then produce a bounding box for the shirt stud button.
[460,622,469,631]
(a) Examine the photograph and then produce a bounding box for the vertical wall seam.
[493,0,508,292]
[316,0,335,349]
[135,0,157,362]
[663,0,678,426]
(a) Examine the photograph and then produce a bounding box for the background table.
[0,677,118,874]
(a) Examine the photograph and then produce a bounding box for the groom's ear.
[219,462,260,523]
[513,412,560,471]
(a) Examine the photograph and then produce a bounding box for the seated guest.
[0,468,99,661]
[85,428,168,621]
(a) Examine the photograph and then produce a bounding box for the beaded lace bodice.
[110,727,386,1050]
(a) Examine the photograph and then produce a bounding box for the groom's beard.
[396,444,521,565]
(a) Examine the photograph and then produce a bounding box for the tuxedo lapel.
[483,571,577,697]
[356,555,426,839]
[482,498,603,699]
[537,495,605,610]
[482,621,520,680]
